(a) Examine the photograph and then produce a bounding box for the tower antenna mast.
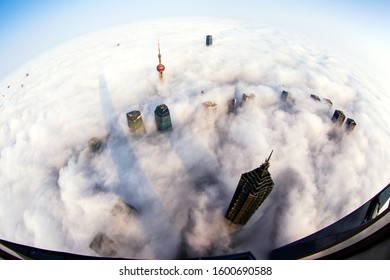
[156,39,165,80]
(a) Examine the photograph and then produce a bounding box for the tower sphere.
[156,64,165,72]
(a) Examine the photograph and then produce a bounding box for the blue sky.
[0,0,389,89]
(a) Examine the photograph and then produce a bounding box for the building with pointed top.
[225,151,275,226]
[156,41,165,80]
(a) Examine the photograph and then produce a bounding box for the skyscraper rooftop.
[126,110,146,134]
[154,104,172,131]
[332,109,346,126]
[206,35,213,46]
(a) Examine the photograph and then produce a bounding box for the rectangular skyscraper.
[126,110,146,134]
[206,35,213,46]
[332,109,346,126]
[225,151,274,226]
[227,98,237,114]
[345,118,357,132]
[323,98,333,109]
[154,104,172,131]
[280,90,294,106]
[281,90,290,101]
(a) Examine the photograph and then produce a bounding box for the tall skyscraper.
[345,118,357,132]
[126,110,146,134]
[332,109,346,126]
[156,41,165,80]
[154,104,172,131]
[227,98,237,113]
[225,151,275,226]
[281,90,292,102]
[206,35,213,46]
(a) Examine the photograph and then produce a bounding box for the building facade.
[332,109,346,126]
[225,151,274,226]
[206,35,213,46]
[126,110,146,134]
[154,104,172,131]
[345,118,357,132]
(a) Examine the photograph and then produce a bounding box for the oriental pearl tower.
[156,41,165,81]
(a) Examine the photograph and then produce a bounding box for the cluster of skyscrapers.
[281,90,357,132]
[332,109,356,132]
[90,34,363,233]
[126,104,172,135]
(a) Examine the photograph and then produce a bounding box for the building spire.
[158,40,162,64]
[156,39,165,80]
[260,150,273,173]
[267,150,274,162]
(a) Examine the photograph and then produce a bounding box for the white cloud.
[0,18,389,259]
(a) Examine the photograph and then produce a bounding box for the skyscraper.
[227,98,237,114]
[225,151,275,226]
[126,110,146,134]
[332,109,346,126]
[88,137,102,152]
[154,104,172,131]
[156,41,165,80]
[206,35,213,46]
[281,90,290,101]
[310,94,321,102]
[345,118,357,132]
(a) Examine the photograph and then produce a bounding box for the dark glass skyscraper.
[154,104,172,131]
[332,109,346,126]
[345,118,357,132]
[225,151,274,226]
[206,35,213,46]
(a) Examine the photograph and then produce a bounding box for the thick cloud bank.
[0,18,389,259]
